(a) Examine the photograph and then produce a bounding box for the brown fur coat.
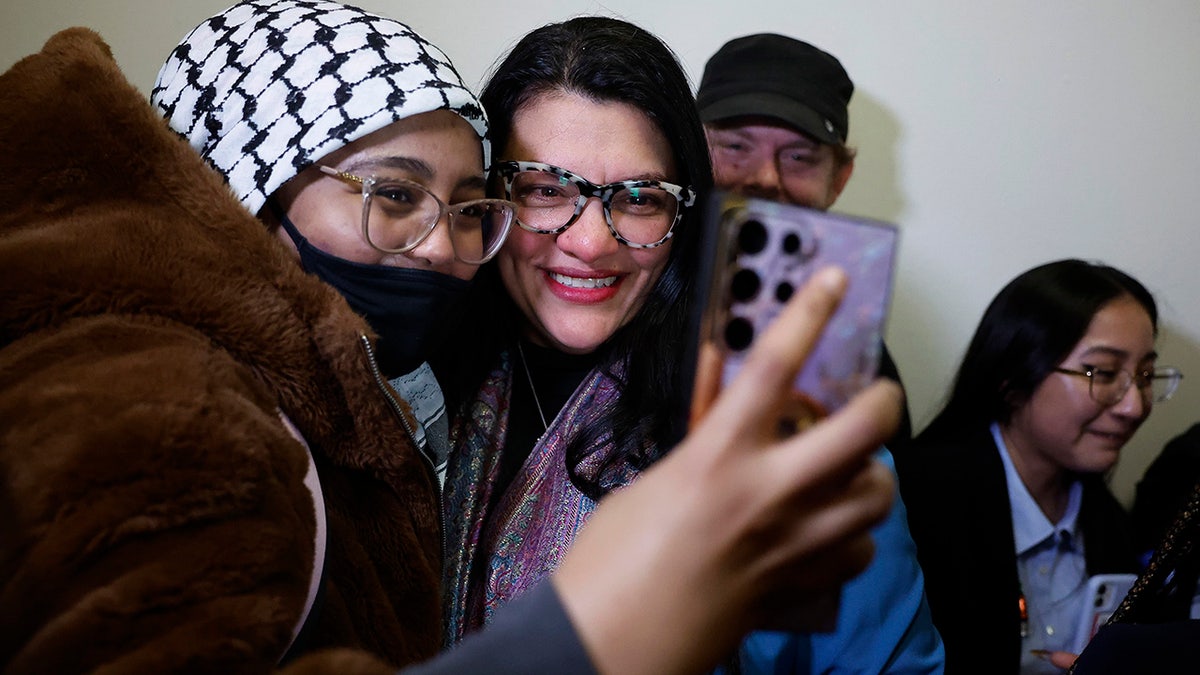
[0,28,441,674]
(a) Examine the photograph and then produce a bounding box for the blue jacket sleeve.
[735,449,945,674]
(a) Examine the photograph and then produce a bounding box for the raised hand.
[554,267,901,674]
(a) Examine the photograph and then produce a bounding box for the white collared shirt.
[992,423,1088,674]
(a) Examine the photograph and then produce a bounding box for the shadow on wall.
[837,89,905,225]
[831,87,959,432]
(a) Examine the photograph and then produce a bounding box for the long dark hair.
[438,16,712,499]
[920,258,1158,442]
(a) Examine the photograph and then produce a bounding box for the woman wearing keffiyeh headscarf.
[152,0,517,490]
[4,0,519,670]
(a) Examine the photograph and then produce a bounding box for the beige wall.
[5,0,1199,506]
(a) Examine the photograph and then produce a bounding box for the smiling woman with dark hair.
[439,18,713,639]
[897,258,1183,673]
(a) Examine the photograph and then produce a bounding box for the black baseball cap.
[697,34,853,145]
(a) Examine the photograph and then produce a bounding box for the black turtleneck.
[497,339,600,499]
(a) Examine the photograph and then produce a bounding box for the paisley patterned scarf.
[442,347,643,641]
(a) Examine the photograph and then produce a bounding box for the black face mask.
[276,205,470,376]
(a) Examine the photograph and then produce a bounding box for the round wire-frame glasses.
[319,165,517,264]
[492,160,697,249]
[1053,364,1183,406]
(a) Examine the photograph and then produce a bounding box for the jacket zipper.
[358,333,447,564]
[358,334,436,474]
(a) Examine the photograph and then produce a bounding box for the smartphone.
[1070,573,1137,654]
[672,191,899,442]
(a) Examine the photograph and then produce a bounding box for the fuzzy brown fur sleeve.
[0,316,320,674]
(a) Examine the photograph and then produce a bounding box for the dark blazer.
[895,424,1137,674]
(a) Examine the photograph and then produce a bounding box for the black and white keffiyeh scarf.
[152,0,488,216]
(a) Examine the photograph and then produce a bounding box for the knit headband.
[152,0,488,216]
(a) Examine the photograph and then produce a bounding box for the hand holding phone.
[670,192,899,633]
[559,265,901,671]
[1070,573,1137,654]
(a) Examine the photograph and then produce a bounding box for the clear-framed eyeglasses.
[492,160,697,249]
[319,165,517,265]
[1053,364,1183,406]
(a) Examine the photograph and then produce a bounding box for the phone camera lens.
[782,232,802,254]
[730,268,761,301]
[775,282,794,303]
[737,219,768,254]
[724,317,754,352]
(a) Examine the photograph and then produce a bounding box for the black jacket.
[895,425,1137,674]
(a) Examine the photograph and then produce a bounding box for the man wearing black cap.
[699,33,856,211]
[698,33,911,444]
[698,34,945,674]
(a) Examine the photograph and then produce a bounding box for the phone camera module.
[781,232,802,255]
[730,268,761,302]
[724,316,754,352]
[736,219,768,255]
[775,281,794,303]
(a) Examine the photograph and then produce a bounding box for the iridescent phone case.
[674,192,898,439]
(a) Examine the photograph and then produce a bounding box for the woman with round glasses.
[435,15,712,640]
[4,0,516,668]
[895,258,1182,673]
[156,0,519,665]
[153,0,521,493]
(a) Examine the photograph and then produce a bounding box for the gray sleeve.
[402,582,597,675]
